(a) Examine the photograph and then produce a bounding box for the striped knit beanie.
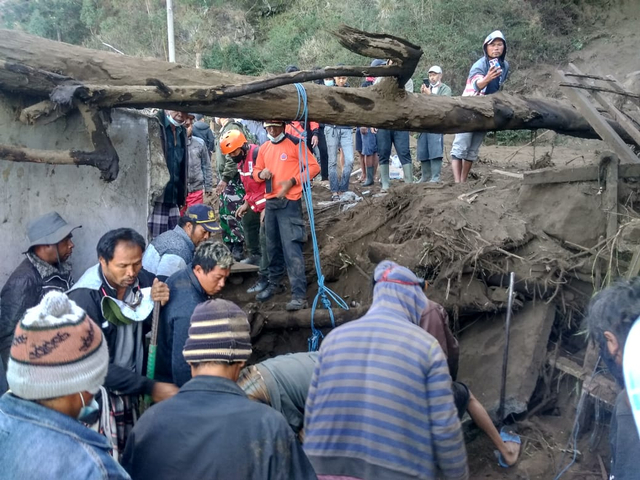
[183,299,252,364]
[7,291,108,400]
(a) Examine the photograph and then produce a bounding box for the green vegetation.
[1,0,609,94]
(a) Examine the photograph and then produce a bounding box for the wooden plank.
[492,169,524,179]
[559,81,640,100]
[568,64,640,147]
[230,262,259,274]
[607,74,640,110]
[548,354,619,406]
[557,69,639,164]
[605,155,619,239]
[523,162,640,185]
[565,72,616,83]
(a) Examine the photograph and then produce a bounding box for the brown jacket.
[419,301,460,380]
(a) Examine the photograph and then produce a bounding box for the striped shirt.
[304,264,468,480]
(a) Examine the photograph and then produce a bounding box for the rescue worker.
[252,120,320,311]
[219,129,268,293]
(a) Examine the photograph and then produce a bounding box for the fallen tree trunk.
[250,305,369,330]
[0,27,638,143]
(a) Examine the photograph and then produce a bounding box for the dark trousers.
[242,209,269,279]
[377,129,412,165]
[317,128,329,180]
[264,198,307,298]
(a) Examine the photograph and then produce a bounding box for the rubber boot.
[430,158,443,182]
[362,166,375,186]
[402,163,414,184]
[379,164,390,192]
[420,161,431,183]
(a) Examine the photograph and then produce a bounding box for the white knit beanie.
[7,291,108,400]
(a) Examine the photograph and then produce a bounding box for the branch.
[560,82,640,100]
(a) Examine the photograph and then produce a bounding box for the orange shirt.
[252,134,320,201]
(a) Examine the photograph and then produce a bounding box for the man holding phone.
[252,121,320,311]
[418,66,452,183]
[450,30,510,183]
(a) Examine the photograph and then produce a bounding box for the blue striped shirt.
[304,267,468,480]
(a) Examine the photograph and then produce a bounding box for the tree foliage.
[0,0,610,90]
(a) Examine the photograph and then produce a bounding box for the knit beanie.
[7,291,108,400]
[183,299,252,364]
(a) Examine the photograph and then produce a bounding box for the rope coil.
[292,82,349,351]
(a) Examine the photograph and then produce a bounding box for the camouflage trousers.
[219,176,245,244]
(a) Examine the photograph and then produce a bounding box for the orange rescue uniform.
[252,134,320,201]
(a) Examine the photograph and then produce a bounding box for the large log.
[0,27,638,143]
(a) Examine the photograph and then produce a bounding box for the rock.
[457,301,557,421]
[518,182,606,248]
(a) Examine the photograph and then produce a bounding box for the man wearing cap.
[0,291,129,479]
[304,260,468,480]
[156,240,234,386]
[122,299,318,480]
[142,204,220,282]
[0,211,80,382]
[182,114,214,212]
[68,228,179,457]
[418,66,452,183]
[252,120,321,311]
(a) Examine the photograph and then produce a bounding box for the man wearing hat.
[0,291,129,478]
[142,204,220,281]
[0,211,80,383]
[122,299,317,480]
[252,120,320,311]
[156,240,235,386]
[418,66,452,183]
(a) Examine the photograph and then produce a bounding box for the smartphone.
[265,178,272,194]
[489,58,501,70]
[422,78,430,87]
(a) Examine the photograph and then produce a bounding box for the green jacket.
[215,121,244,183]
[432,82,452,96]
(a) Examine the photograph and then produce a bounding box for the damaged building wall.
[0,95,165,285]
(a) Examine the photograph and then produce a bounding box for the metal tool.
[144,300,161,407]
[498,272,515,425]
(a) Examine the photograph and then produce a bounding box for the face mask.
[324,79,335,87]
[232,149,247,164]
[166,114,184,127]
[77,392,99,424]
[268,133,285,144]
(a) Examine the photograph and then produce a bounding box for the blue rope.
[292,83,349,351]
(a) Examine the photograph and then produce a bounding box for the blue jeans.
[264,198,307,298]
[376,129,412,165]
[325,126,354,193]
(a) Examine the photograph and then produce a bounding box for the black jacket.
[67,267,156,396]
[192,121,216,153]
[121,375,318,480]
[0,256,72,370]
[155,268,208,385]
[157,111,189,207]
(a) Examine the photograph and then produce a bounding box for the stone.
[457,301,556,421]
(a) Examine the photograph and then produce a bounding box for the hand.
[260,209,265,223]
[236,202,249,219]
[371,128,378,134]
[359,127,368,135]
[215,181,227,196]
[311,134,318,148]
[420,84,431,95]
[486,65,502,81]
[151,382,179,403]
[259,168,272,180]
[276,179,294,199]
[151,278,170,306]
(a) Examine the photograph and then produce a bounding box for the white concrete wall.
[0,96,162,285]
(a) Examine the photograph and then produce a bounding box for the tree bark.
[0,27,638,143]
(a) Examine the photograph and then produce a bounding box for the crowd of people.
[1,28,637,480]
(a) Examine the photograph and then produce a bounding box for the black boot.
[231,243,244,262]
